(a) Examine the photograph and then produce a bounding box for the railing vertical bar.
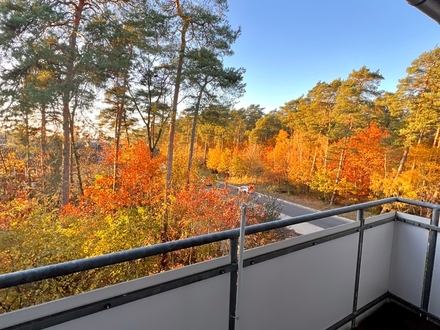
[228,236,239,330]
[234,203,247,329]
[351,208,365,329]
[421,207,440,312]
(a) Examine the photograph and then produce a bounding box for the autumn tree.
[198,104,231,162]
[329,67,384,204]
[183,47,245,182]
[266,130,291,191]
[65,140,165,216]
[249,110,286,145]
[393,47,440,179]
[280,79,341,175]
[124,4,174,154]
[337,124,389,200]
[0,0,129,205]
[163,0,240,196]
[240,143,266,184]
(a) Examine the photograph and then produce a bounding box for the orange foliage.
[0,198,34,230]
[64,140,165,216]
[206,144,222,172]
[265,130,290,184]
[337,124,389,197]
[170,184,240,238]
[290,132,328,186]
[0,152,29,203]
[168,183,277,243]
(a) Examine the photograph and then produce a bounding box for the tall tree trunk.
[24,112,31,187]
[124,115,131,145]
[70,120,84,196]
[395,146,410,180]
[310,145,318,176]
[112,105,122,192]
[417,129,424,145]
[70,126,74,185]
[61,0,85,206]
[112,79,127,192]
[203,139,208,164]
[151,112,156,152]
[40,105,47,193]
[0,148,7,174]
[433,127,440,148]
[395,130,423,181]
[166,19,188,197]
[162,3,189,271]
[235,123,241,151]
[323,137,329,169]
[330,142,347,206]
[187,79,208,183]
[62,96,71,206]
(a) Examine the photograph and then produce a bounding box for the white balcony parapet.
[1,197,440,330]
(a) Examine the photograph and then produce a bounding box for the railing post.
[235,204,247,326]
[351,208,365,329]
[229,203,246,330]
[228,236,238,330]
[421,208,440,312]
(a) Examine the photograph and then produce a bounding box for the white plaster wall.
[389,214,429,307]
[1,257,231,330]
[357,219,394,308]
[236,233,359,330]
[45,274,230,330]
[428,225,440,318]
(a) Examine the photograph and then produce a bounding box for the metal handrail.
[1,196,436,290]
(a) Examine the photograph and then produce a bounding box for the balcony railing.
[1,197,440,330]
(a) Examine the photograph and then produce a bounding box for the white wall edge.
[396,212,430,224]
[243,221,360,259]
[1,255,231,328]
[365,212,396,225]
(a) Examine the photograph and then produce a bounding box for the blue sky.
[223,1,440,111]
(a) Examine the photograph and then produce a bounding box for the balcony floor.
[356,303,440,330]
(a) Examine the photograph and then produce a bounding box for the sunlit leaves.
[67,140,165,215]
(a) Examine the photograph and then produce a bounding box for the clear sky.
[223,0,440,112]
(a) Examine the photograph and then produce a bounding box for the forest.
[1,0,440,312]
